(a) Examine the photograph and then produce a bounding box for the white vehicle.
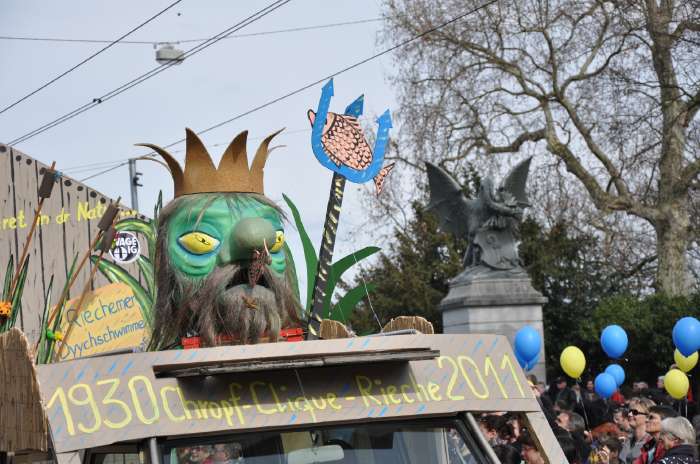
[0,329,564,464]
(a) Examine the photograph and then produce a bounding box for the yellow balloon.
[560,346,586,379]
[665,369,689,399]
[674,349,698,373]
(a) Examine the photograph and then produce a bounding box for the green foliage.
[282,194,378,320]
[576,293,700,382]
[91,256,153,328]
[0,255,30,332]
[282,194,317,314]
[2,255,13,300]
[322,247,380,317]
[519,219,618,377]
[92,195,162,329]
[282,242,301,305]
[348,202,466,334]
[36,253,81,364]
[519,218,697,382]
[35,277,54,364]
[332,283,376,323]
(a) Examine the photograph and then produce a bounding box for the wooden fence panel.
[8,149,44,339]
[34,160,68,311]
[0,144,148,344]
[0,146,17,299]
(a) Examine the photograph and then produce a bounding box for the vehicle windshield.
[165,421,480,464]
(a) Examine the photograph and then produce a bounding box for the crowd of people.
[476,375,700,464]
[176,443,245,464]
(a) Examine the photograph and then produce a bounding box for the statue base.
[440,267,548,383]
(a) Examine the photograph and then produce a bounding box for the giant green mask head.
[142,129,301,350]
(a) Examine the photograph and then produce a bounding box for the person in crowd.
[211,444,244,464]
[573,383,583,404]
[184,446,212,464]
[557,410,573,431]
[585,379,598,402]
[615,407,632,436]
[634,382,651,397]
[690,415,700,445]
[567,412,592,461]
[657,417,698,464]
[557,434,581,464]
[635,405,679,464]
[590,436,623,464]
[550,377,578,412]
[478,415,508,446]
[623,398,655,463]
[593,423,625,442]
[492,444,521,464]
[519,432,545,464]
[646,379,673,407]
[505,414,523,446]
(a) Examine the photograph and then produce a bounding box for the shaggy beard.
[150,261,301,350]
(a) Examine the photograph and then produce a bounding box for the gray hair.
[661,417,696,445]
[569,412,586,433]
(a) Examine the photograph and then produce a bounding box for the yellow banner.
[57,282,149,360]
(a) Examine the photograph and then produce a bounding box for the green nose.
[230,217,276,261]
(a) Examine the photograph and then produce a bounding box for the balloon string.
[576,378,592,432]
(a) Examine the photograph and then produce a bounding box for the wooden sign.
[56,282,149,361]
[0,144,148,343]
[35,333,537,453]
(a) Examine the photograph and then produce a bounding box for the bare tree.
[382,0,700,295]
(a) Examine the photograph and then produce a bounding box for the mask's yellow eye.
[270,230,285,253]
[178,232,220,255]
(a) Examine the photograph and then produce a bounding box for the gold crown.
[137,128,283,197]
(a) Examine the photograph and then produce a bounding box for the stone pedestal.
[440,274,548,383]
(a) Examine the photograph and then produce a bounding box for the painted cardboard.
[56,282,149,361]
[36,333,538,454]
[0,145,146,343]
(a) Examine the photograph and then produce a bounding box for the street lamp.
[155,44,185,65]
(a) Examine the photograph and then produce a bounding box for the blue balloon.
[673,317,700,357]
[514,326,541,364]
[515,350,528,369]
[605,364,625,387]
[595,373,617,399]
[525,352,540,372]
[601,325,628,359]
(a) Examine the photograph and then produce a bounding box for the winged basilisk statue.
[425,158,532,281]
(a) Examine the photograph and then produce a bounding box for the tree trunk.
[655,204,691,296]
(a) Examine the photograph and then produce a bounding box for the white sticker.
[109,231,141,264]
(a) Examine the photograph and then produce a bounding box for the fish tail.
[373,163,395,195]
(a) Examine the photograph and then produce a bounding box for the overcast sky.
[1,0,398,304]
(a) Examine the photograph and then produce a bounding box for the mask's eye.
[178,232,220,255]
[270,230,285,253]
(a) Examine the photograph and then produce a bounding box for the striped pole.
[306,173,346,339]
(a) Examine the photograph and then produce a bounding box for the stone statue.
[425,158,532,281]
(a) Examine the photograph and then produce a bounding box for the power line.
[0,0,183,117]
[53,0,499,185]
[7,0,292,147]
[0,18,382,46]
[61,127,311,175]
[79,161,130,182]
[63,160,126,173]
[146,0,499,153]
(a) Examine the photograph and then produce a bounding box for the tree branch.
[671,21,700,41]
[483,128,547,154]
[541,101,658,222]
[554,93,632,198]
